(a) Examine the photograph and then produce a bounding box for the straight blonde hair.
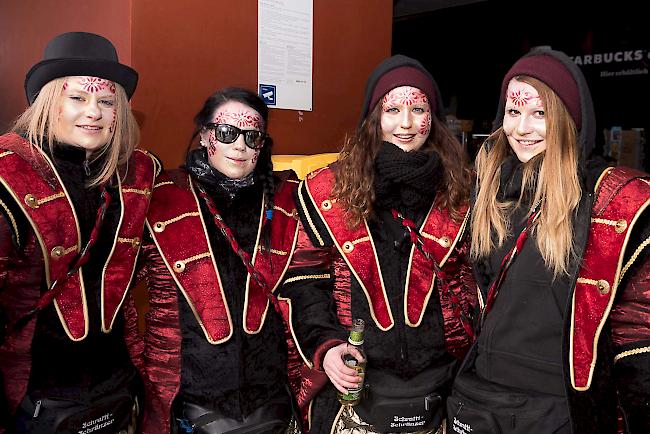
[471,76,581,277]
[12,77,140,186]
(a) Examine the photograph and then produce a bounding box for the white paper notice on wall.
[258,0,313,111]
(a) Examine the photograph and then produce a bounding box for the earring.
[200,139,207,147]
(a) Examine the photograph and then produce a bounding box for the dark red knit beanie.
[368,66,437,116]
[359,55,442,126]
[501,54,582,129]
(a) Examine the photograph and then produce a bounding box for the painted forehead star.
[382,86,429,110]
[507,84,542,107]
[64,76,116,94]
[213,109,263,130]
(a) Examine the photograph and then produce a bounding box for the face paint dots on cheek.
[108,110,117,134]
[251,150,260,165]
[208,142,217,157]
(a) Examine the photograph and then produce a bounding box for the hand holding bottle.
[323,342,365,394]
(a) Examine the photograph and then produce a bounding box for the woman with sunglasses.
[137,87,301,434]
[279,55,477,433]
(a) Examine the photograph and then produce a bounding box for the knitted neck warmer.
[185,148,255,199]
[373,141,441,211]
[497,155,539,203]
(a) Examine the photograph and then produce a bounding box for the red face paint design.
[508,89,542,107]
[109,111,116,134]
[417,111,431,136]
[251,150,260,165]
[382,87,428,111]
[76,76,116,94]
[213,110,263,129]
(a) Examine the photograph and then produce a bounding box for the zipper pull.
[83,160,91,176]
[33,400,42,418]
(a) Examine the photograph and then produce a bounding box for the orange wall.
[132,0,393,167]
[0,1,392,168]
[0,1,391,327]
[0,0,132,132]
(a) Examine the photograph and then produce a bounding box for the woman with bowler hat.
[447,46,650,433]
[279,55,477,433]
[0,32,158,433]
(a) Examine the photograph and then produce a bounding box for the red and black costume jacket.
[138,169,306,434]
[565,166,650,433]
[0,133,157,430]
[279,166,478,431]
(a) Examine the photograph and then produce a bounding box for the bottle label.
[349,330,364,345]
[339,358,364,401]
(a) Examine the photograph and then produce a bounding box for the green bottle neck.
[348,330,364,345]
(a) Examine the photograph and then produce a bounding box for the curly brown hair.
[332,102,472,227]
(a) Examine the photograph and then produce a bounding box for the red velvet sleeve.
[610,243,650,432]
[610,257,650,347]
[138,238,183,434]
[438,232,478,360]
[0,216,13,432]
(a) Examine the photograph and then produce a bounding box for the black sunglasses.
[204,123,266,150]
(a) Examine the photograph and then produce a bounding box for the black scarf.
[373,141,441,211]
[497,154,541,203]
[185,147,256,199]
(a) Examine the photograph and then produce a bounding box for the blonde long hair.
[12,77,140,186]
[471,76,581,277]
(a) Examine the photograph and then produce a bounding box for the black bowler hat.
[25,32,138,104]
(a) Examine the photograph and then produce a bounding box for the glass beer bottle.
[337,318,367,406]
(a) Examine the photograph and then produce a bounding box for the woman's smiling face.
[380,86,431,152]
[503,79,547,163]
[54,76,116,155]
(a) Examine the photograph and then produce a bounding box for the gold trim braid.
[577,277,600,286]
[158,212,200,227]
[258,246,289,256]
[122,187,150,195]
[154,181,175,189]
[273,205,294,218]
[619,235,650,282]
[284,274,330,285]
[0,198,20,245]
[36,192,66,205]
[614,346,650,362]
[178,252,211,266]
